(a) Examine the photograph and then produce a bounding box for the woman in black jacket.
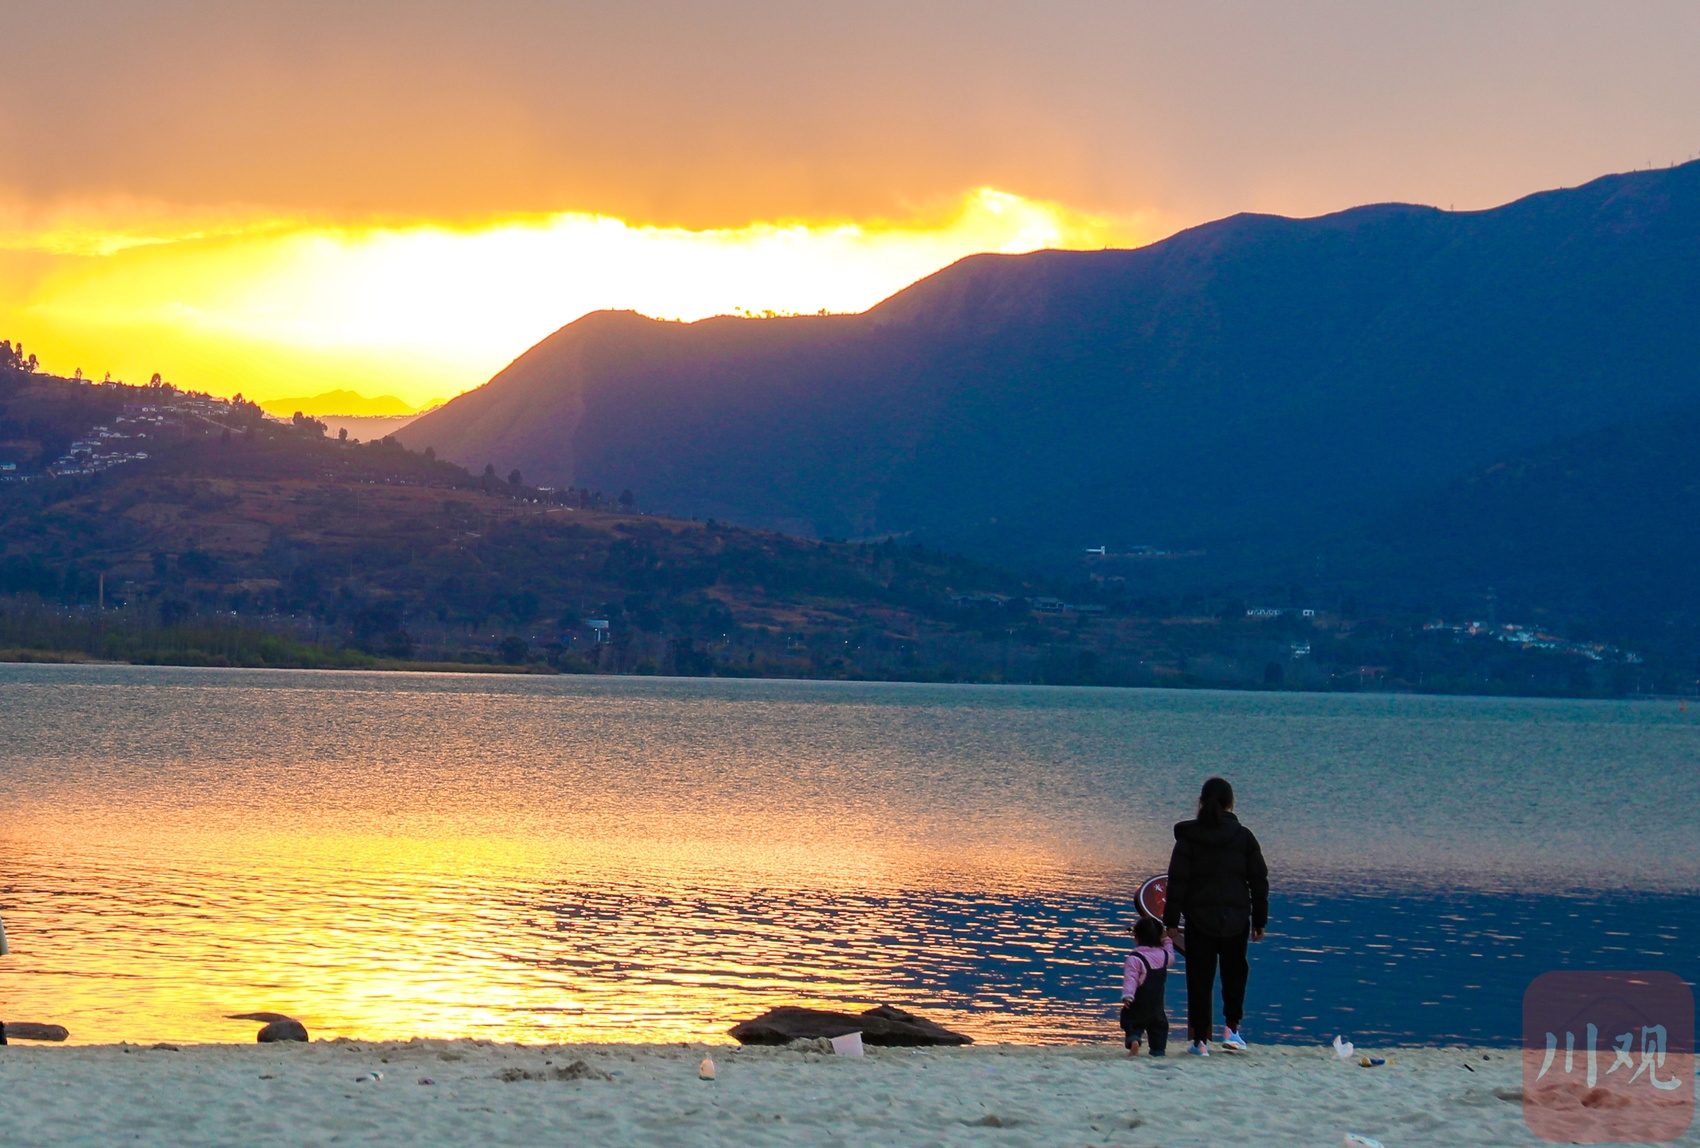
[1162,777,1269,1056]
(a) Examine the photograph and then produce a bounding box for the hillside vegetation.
[1,358,1673,694]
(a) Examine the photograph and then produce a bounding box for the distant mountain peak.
[258,389,422,418]
[397,160,1700,648]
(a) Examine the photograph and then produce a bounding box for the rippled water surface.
[1,665,1696,1045]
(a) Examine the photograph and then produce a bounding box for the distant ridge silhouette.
[399,161,1700,639]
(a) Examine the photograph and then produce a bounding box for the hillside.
[0,364,1022,675]
[1316,399,1700,661]
[3,362,1671,694]
[399,162,1700,579]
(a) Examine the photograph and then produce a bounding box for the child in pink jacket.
[1120,916,1176,1055]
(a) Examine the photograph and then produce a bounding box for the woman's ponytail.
[1198,776,1234,827]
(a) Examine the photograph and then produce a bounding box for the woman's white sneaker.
[1188,1041,1211,1057]
[1221,1029,1248,1052]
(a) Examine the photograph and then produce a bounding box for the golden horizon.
[0,190,1168,410]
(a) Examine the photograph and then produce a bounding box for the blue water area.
[524,878,1700,1046]
[1253,888,1699,1045]
[806,885,1700,1046]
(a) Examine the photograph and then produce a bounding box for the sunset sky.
[4,0,1699,409]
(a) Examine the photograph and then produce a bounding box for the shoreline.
[5,653,1697,701]
[0,1038,1565,1147]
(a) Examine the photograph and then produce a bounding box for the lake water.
[1,665,1696,1047]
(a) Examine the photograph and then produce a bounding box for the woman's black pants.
[1183,927,1250,1042]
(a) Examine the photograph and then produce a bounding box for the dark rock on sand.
[729,1004,971,1046]
[257,1019,310,1043]
[2,1022,71,1042]
[227,1012,309,1042]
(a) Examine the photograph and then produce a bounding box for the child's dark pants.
[1119,1002,1168,1054]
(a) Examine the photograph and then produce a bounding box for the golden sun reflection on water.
[1,826,1105,1046]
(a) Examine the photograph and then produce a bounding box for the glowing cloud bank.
[0,191,1157,409]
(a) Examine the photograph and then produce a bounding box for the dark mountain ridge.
[401,162,1700,571]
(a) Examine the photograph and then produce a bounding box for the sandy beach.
[0,1038,1613,1148]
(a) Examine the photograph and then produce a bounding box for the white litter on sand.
[828,1031,865,1058]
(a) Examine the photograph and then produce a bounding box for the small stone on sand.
[257,1019,309,1043]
